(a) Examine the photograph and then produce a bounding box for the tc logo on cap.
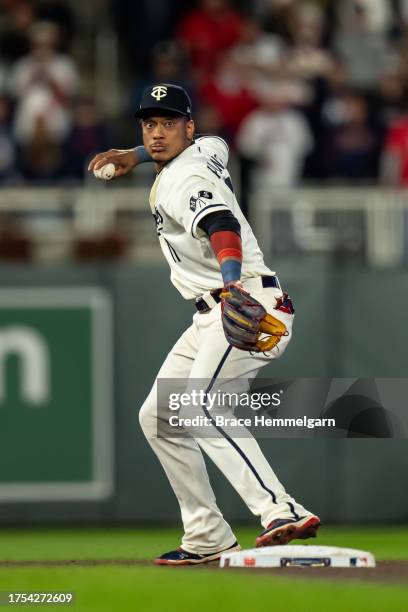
[151,85,168,101]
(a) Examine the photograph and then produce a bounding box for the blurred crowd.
[2,0,408,192]
[0,0,110,183]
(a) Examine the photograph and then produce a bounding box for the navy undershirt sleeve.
[198,210,241,237]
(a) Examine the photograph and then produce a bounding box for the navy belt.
[195,276,281,313]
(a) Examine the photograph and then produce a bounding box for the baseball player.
[89,83,320,565]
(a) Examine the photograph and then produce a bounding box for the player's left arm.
[198,211,242,285]
[199,210,288,353]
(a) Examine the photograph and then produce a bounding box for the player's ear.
[186,119,195,142]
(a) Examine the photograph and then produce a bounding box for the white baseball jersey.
[149,136,273,299]
[140,136,315,556]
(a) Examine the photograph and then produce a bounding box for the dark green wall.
[0,257,407,524]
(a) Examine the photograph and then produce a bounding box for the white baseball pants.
[139,277,312,554]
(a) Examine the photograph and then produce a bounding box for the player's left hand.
[220,282,288,352]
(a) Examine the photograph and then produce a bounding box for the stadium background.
[0,2,408,610]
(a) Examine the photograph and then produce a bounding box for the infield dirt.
[0,559,407,585]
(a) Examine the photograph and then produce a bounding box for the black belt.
[195,276,281,313]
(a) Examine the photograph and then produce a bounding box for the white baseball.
[94,162,116,180]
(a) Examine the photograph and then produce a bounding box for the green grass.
[0,527,407,611]
[1,566,408,612]
[1,525,407,561]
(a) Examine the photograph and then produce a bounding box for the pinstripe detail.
[200,347,299,519]
[164,238,181,262]
[288,502,300,520]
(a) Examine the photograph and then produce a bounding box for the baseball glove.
[220,283,289,352]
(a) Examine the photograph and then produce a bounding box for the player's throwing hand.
[88,148,139,178]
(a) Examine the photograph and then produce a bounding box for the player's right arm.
[87,146,152,178]
[87,136,228,178]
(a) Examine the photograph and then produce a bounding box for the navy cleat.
[256,515,321,548]
[154,541,241,566]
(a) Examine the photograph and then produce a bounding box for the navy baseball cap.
[135,84,192,119]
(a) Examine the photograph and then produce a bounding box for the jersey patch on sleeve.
[199,190,213,199]
[189,190,213,212]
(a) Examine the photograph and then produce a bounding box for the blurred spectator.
[0,0,34,63]
[337,0,394,35]
[334,1,395,88]
[7,21,79,181]
[9,21,79,144]
[380,102,408,186]
[229,17,283,75]
[0,0,406,190]
[0,95,17,182]
[283,3,334,81]
[112,0,189,73]
[36,1,76,52]
[19,115,64,181]
[323,90,380,180]
[199,51,258,140]
[177,0,246,82]
[64,98,112,180]
[302,57,350,179]
[259,0,297,42]
[236,80,313,187]
[370,64,408,132]
[195,103,227,139]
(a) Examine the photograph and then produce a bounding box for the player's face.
[141,116,195,166]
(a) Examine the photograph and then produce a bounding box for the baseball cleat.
[154,541,241,566]
[256,515,321,548]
